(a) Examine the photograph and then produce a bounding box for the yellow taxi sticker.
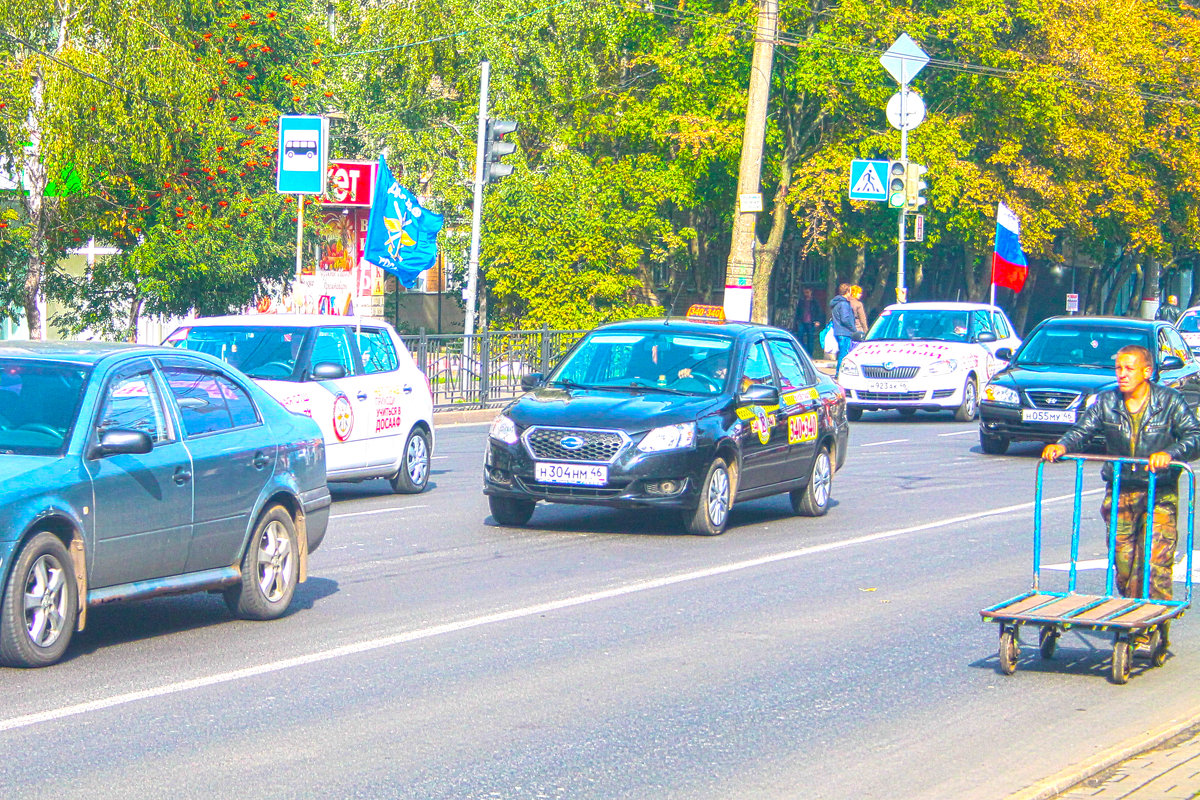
[788,412,819,444]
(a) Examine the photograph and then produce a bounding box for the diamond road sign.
[848,159,889,201]
[880,33,929,86]
[276,115,329,194]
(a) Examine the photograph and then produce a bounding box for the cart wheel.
[1151,625,1169,668]
[999,628,1019,675]
[1039,626,1058,660]
[1111,639,1132,684]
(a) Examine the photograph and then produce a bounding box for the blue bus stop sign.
[276,116,328,194]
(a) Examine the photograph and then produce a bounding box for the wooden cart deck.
[981,591,1185,630]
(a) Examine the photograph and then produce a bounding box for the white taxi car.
[1176,306,1200,356]
[837,302,1020,421]
[165,315,434,493]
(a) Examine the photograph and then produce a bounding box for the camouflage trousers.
[1101,489,1178,601]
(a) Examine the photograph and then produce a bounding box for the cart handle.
[1057,454,1195,475]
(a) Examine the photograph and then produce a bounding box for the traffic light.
[484,119,518,183]
[887,160,908,208]
[905,163,928,210]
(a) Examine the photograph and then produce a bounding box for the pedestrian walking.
[1042,345,1200,644]
[849,285,869,335]
[1157,295,1182,323]
[793,287,824,355]
[829,283,858,376]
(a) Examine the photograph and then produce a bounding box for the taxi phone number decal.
[788,412,819,444]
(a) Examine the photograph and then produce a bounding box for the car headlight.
[924,359,958,376]
[984,383,1019,404]
[489,414,519,445]
[839,360,859,376]
[638,422,696,453]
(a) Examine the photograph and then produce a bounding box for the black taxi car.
[483,307,850,535]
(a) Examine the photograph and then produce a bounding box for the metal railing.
[400,326,588,410]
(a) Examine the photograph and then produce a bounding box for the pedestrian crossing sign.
[848,160,889,201]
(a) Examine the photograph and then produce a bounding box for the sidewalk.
[1053,725,1200,799]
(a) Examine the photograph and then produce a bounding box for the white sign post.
[880,34,929,302]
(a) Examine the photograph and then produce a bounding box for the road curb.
[433,408,500,426]
[1006,709,1200,800]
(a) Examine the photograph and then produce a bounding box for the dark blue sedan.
[0,342,330,667]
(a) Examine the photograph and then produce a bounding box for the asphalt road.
[2,412,1199,799]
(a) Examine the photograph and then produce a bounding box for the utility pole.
[464,60,490,338]
[722,0,777,323]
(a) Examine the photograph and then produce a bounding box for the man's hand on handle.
[1041,444,1066,462]
[1148,451,1172,471]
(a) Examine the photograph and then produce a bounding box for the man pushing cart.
[983,344,1200,683]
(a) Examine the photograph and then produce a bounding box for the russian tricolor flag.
[991,202,1028,293]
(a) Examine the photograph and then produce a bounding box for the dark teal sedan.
[0,342,330,667]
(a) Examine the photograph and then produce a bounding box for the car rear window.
[164,326,308,382]
[0,361,91,456]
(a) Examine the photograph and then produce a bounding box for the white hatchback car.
[836,302,1021,421]
[165,315,434,493]
[1176,306,1200,357]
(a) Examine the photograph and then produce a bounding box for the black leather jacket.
[1057,383,1200,489]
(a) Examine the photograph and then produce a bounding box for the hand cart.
[980,454,1195,684]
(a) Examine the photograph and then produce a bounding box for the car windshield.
[0,360,90,456]
[165,326,308,381]
[1178,312,1200,333]
[548,330,734,395]
[1015,325,1149,367]
[867,309,974,343]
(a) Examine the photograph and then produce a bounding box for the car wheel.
[489,495,536,526]
[847,407,863,422]
[980,431,1010,455]
[684,458,733,536]
[791,445,833,517]
[390,427,431,494]
[954,377,979,422]
[224,505,299,620]
[0,532,77,668]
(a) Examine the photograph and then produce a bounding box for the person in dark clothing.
[828,283,858,376]
[1156,295,1182,323]
[793,288,823,355]
[1043,345,1200,608]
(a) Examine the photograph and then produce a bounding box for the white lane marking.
[332,504,428,520]
[1043,552,1200,582]
[861,439,908,447]
[431,456,450,460]
[938,430,977,437]
[0,491,1083,734]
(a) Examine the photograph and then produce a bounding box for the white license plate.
[1022,409,1076,423]
[535,462,609,486]
[869,380,909,392]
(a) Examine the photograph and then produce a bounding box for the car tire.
[391,427,431,494]
[954,377,979,422]
[0,532,77,668]
[224,505,299,621]
[791,445,833,517]
[847,407,863,422]
[684,458,733,536]
[980,431,1010,455]
[489,495,536,526]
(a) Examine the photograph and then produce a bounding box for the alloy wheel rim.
[707,468,730,526]
[812,453,832,507]
[965,382,977,416]
[23,554,67,648]
[407,434,429,485]
[257,521,294,602]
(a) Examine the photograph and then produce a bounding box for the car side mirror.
[90,428,153,459]
[995,347,1013,361]
[311,362,347,380]
[976,331,998,343]
[738,384,779,405]
[521,373,544,391]
[1160,355,1185,372]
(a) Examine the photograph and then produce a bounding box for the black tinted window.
[98,372,171,443]
[164,368,259,435]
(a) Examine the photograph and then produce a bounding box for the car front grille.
[862,365,920,379]
[524,427,627,463]
[1025,390,1081,410]
[857,390,925,402]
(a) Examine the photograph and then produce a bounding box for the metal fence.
[400,327,588,410]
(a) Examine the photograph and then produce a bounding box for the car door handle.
[173,467,192,485]
[402,385,413,394]
[357,392,368,401]
[252,451,270,470]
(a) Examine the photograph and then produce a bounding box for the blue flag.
[362,155,444,288]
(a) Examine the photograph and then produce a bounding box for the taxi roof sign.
[685,304,726,324]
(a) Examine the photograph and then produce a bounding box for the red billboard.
[325,160,375,206]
